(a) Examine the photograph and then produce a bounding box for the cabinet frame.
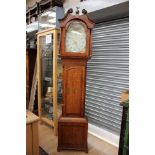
[37,28,60,135]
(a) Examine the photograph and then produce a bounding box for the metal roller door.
[85,18,129,135]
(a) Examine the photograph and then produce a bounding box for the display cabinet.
[38,6,64,32]
[37,28,60,135]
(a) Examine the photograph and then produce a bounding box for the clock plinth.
[57,8,94,153]
[57,116,88,153]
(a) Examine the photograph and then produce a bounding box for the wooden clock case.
[57,8,94,153]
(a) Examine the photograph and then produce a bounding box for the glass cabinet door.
[39,33,53,120]
[37,28,60,135]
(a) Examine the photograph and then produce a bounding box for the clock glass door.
[65,21,86,53]
[39,33,53,120]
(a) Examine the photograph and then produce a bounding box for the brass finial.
[82,9,87,15]
[67,8,73,14]
[76,7,80,14]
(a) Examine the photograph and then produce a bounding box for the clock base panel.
[57,116,88,153]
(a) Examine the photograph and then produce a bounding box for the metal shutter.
[85,18,129,135]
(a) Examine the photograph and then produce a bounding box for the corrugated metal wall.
[85,18,129,135]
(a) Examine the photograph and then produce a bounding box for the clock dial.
[65,21,86,53]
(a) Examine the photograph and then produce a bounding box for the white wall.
[63,0,128,14]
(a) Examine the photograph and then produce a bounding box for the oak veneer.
[57,8,95,153]
[58,116,88,152]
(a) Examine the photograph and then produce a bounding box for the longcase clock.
[57,8,94,153]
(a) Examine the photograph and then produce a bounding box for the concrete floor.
[39,122,118,155]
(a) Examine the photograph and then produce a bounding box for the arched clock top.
[65,19,87,30]
[59,8,95,59]
[59,8,95,29]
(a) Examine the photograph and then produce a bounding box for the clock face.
[65,21,86,53]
